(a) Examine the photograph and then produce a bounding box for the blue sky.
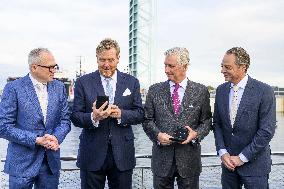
[0,0,283,89]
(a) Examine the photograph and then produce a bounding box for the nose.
[165,66,170,74]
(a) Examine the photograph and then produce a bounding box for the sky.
[0,0,283,89]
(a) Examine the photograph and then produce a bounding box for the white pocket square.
[122,88,131,96]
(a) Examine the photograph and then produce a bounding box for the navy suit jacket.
[71,70,144,171]
[213,76,276,176]
[0,75,71,177]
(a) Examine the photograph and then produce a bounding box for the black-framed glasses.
[36,64,59,72]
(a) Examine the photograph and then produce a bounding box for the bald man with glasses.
[0,48,71,189]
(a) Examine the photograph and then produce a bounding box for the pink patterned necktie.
[172,83,181,114]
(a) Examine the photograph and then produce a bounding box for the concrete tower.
[128,0,156,90]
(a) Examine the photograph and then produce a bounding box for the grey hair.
[164,47,190,67]
[28,48,51,65]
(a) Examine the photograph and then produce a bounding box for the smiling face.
[221,53,247,85]
[97,48,119,78]
[164,54,187,83]
[30,51,57,83]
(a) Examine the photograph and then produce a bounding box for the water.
[1,113,284,167]
[1,113,284,188]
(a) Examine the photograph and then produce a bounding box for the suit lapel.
[162,81,174,115]
[223,83,231,126]
[180,80,194,115]
[114,71,126,106]
[233,77,254,128]
[46,82,55,127]
[91,71,105,98]
[23,75,44,119]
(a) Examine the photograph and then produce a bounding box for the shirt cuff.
[239,153,249,163]
[218,149,228,157]
[90,112,99,127]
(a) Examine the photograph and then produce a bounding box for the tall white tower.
[128,0,156,90]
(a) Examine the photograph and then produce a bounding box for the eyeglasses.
[36,64,59,72]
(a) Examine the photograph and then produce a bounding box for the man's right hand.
[92,101,111,121]
[157,132,173,146]
[221,153,235,171]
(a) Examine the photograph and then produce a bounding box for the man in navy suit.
[0,48,71,189]
[213,47,276,188]
[71,38,144,189]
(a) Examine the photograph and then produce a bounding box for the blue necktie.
[105,78,114,104]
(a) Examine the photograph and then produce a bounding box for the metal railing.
[1,152,284,189]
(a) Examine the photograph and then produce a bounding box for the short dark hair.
[226,47,250,70]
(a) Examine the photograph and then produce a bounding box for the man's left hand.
[181,126,198,144]
[230,156,244,167]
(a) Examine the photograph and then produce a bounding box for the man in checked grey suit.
[143,47,212,189]
[0,48,71,189]
[213,47,276,188]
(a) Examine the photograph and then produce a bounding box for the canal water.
[1,113,284,188]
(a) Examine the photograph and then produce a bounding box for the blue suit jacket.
[213,76,276,176]
[0,75,71,177]
[71,70,144,171]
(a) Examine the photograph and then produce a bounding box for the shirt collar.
[29,73,47,86]
[100,70,117,83]
[230,74,248,89]
[169,77,188,89]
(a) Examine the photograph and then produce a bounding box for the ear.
[30,64,37,72]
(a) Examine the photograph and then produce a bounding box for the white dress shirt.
[218,75,249,162]
[169,78,188,102]
[29,74,48,124]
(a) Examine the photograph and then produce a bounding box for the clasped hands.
[221,153,244,171]
[36,134,59,151]
[157,126,197,146]
[92,101,121,121]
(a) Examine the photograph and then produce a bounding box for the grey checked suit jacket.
[213,76,276,176]
[143,80,212,178]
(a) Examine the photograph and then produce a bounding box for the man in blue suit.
[213,47,276,188]
[71,38,144,189]
[0,48,71,189]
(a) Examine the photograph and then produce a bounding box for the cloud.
[0,0,283,89]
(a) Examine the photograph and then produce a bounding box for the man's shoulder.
[250,77,273,91]
[50,79,65,88]
[149,81,167,91]
[76,71,98,83]
[4,75,28,89]
[216,82,229,91]
[118,71,139,83]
